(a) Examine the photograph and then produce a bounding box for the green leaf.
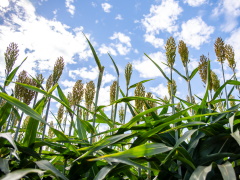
[163,130,198,164]
[117,105,166,134]
[0,168,44,180]
[0,102,12,130]
[189,67,199,80]
[77,134,133,160]
[217,161,236,180]
[128,79,154,90]
[35,160,68,180]
[23,97,47,147]
[108,53,119,76]
[105,157,155,171]
[0,132,19,160]
[145,53,171,82]
[50,128,80,155]
[189,164,212,180]
[57,85,70,107]
[0,92,47,125]
[83,32,102,71]
[4,57,27,87]
[231,129,240,146]
[94,164,117,180]
[169,64,187,81]
[0,158,10,174]
[94,143,173,159]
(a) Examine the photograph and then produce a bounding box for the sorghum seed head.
[144,92,156,116]
[186,95,196,104]
[225,44,236,70]
[48,121,54,138]
[167,80,177,97]
[46,74,53,91]
[214,37,225,63]
[198,55,208,84]
[119,105,124,123]
[165,37,176,67]
[85,81,95,110]
[134,83,145,112]
[57,104,64,125]
[110,81,117,104]
[72,80,84,106]
[125,63,132,87]
[52,56,64,85]
[35,73,44,88]
[210,70,220,92]
[15,70,28,100]
[5,42,19,75]
[178,40,189,67]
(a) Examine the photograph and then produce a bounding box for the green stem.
[90,67,104,144]
[221,63,229,109]
[39,97,51,155]
[14,111,24,141]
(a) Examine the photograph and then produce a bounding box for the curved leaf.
[36,160,68,180]
[145,53,171,82]
[189,164,212,180]
[0,168,44,180]
[189,67,199,80]
[217,161,236,180]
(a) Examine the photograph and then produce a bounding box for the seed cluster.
[5,42,19,76]
[165,37,176,68]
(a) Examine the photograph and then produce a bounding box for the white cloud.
[69,66,99,80]
[98,44,117,56]
[101,3,112,13]
[175,17,214,49]
[188,59,199,71]
[99,32,132,56]
[184,0,207,7]
[144,34,164,48]
[212,0,240,32]
[133,51,168,78]
[115,14,123,20]
[0,0,9,8]
[226,28,240,73]
[0,0,92,78]
[141,0,182,48]
[65,0,75,16]
[110,32,131,47]
[150,83,169,98]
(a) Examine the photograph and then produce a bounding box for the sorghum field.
[0,36,240,180]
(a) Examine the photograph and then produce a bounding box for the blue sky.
[0,0,240,113]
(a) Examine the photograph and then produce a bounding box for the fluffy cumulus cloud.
[212,0,240,32]
[101,3,112,13]
[0,0,92,77]
[133,51,167,78]
[65,0,75,16]
[184,0,207,7]
[69,66,99,80]
[99,32,132,56]
[141,0,182,48]
[175,17,214,49]
[150,83,169,98]
[69,66,116,86]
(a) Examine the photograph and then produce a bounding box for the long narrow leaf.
[217,161,236,180]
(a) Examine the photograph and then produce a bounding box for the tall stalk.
[178,40,194,113]
[40,57,64,154]
[90,67,104,144]
[214,37,229,109]
[123,63,132,125]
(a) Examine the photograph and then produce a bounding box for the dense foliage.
[0,37,240,180]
